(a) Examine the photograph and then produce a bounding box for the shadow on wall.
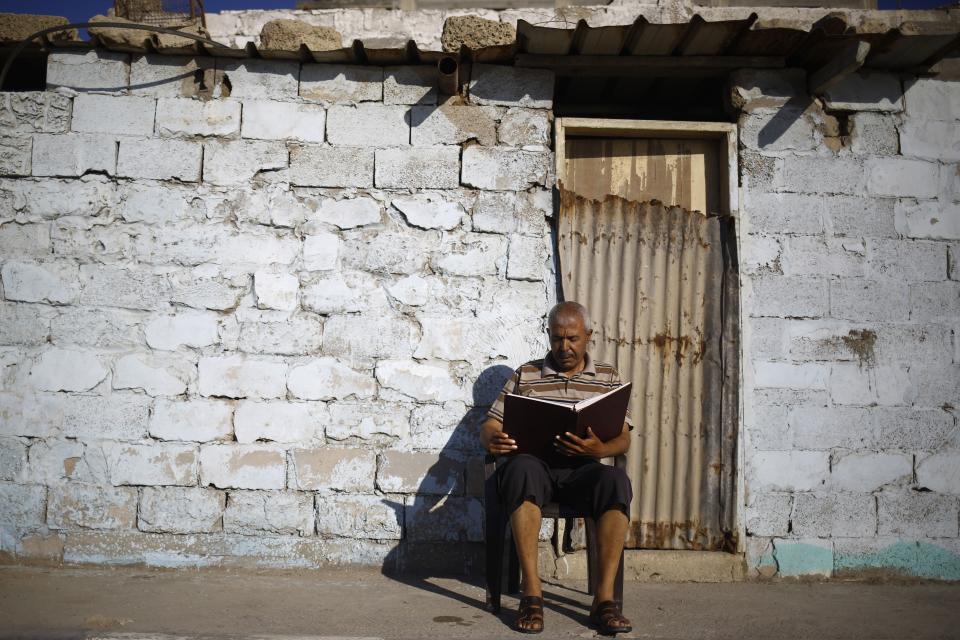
[378,364,514,604]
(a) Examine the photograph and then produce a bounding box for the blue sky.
[0,0,950,25]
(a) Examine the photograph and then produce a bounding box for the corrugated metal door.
[559,136,737,551]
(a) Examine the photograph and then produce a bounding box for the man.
[479,301,633,635]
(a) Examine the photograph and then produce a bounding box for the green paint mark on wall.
[835,541,960,581]
[772,540,833,577]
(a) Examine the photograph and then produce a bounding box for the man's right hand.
[487,430,517,455]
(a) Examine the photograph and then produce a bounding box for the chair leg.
[507,533,521,595]
[486,503,508,613]
[583,517,599,596]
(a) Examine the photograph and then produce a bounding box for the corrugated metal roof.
[34,12,960,72]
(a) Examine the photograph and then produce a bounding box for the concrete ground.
[1,565,958,640]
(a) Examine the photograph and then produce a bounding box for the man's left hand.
[555,427,606,458]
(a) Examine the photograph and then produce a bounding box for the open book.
[502,382,632,459]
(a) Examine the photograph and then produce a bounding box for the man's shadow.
[380,364,590,628]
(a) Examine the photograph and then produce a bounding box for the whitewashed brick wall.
[0,50,555,570]
[736,70,960,580]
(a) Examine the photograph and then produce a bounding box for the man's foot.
[515,595,544,634]
[589,600,632,635]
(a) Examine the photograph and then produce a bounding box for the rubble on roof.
[87,14,207,51]
[0,13,76,44]
[260,18,342,52]
[441,16,515,53]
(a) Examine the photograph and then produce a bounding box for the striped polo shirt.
[488,352,633,428]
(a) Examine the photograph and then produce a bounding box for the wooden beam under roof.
[514,53,784,76]
[808,39,870,94]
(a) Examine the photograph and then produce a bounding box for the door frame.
[554,117,745,553]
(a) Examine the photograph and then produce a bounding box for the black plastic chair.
[484,454,626,613]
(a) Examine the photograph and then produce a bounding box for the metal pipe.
[0,21,229,90]
[437,55,459,96]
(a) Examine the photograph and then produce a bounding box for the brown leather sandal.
[515,595,544,634]
[589,600,632,635]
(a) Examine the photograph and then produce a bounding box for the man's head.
[547,301,592,373]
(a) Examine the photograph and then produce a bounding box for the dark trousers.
[497,454,632,519]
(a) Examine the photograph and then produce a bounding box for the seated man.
[480,301,633,635]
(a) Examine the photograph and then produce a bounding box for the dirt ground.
[1,564,958,639]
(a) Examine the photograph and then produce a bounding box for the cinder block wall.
[734,70,960,580]
[0,50,556,570]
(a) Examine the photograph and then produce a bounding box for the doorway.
[555,119,740,552]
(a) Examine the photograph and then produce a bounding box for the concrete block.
[0,438,28,480]
[375,146,460,189]
[0,92,71,135]
[895,199,960,241]
[145,312,219,351]
[462,146,548,191]
[169,276,244,311]
[234,400,323,443]
[117,138,202,181]
[507,234,547,281]
[384,66,437,105]
[251,271,297,311]
[307,197,381,229]
[816,194,894,238]
[900,120,960,161]
[831,451,913,492]
[0,484,45,527]
[139,486,224,534]
[741,234,782,276]
[327,104,409,147]
[377,451,462,495]
[21,438,88,484]
[752,361,828,390]
[2,174,114,219]
[874,407,955,451]
[903,77,960,120]
[288,357,376,401]
[472,191,517,234]
[47,483,137,530]
[237,316,323,356]
[410,105,498,146]
[772,538,834,577]
[744,192,822,235]
[113,352,191,397]
[289,448,376,492]
[0,301,51,345]
[155,98,241,137]
[114,181,194,224]
[0,222,50,259]
[224,490,314,535]
[300,271,388,315]
[909,281,960,322]
[498,108,550,148]
[58,393,151,441]
[199,443,287,490]
[822,72,903,112]
[792,492,876,538]
[289,145,374,188]
[49,307,140,349]
[79,264,170,311]
[327,401,411,441]
[71,94,153,135]
[776,155,865,196]
[0,392,62,438]
[129,54,210,97]
[916,451,960,494]
[408,401,471,451]
[46,50,128,93]
[405,495,483,542]
[198,354,288,399]
[728,68,805,112]
[910,364,960,410]
[218,59,299,99]
[878,491,958,537]
[202,139,288,185]
[340,226,431,275]
[849,112,900,155]
[387,274,430,306]
[315,494,402,539]
[241,100,325,142]
[434,233,507,277]
[469,64,553,109]
[748,450,829,491]
[0,137,30,175]
[150,398,234,442]
[106,442,198,486]
[781,236,866,278]
[300,64,382,103]
[745,492,792,536]
[1,260,79,304]
[740,107,818,152]
[943,163,960,203]
[28,348,107,392]
[392,194,464,231]
[747,317,788,361]
[866,158,938,199]
[829,279,910,322]
[866,239,946,282]
[30,133,116,177]
[830,363,912,406]
[744,275,828,318]
[376,360,463,402]
[303,232,341,272]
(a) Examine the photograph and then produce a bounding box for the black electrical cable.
[0,21,230,90]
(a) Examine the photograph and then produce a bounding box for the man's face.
[548,313,591,372]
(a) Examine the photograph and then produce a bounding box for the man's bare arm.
[480,417,518,455]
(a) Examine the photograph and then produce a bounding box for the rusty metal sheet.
[558,137,735,551]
